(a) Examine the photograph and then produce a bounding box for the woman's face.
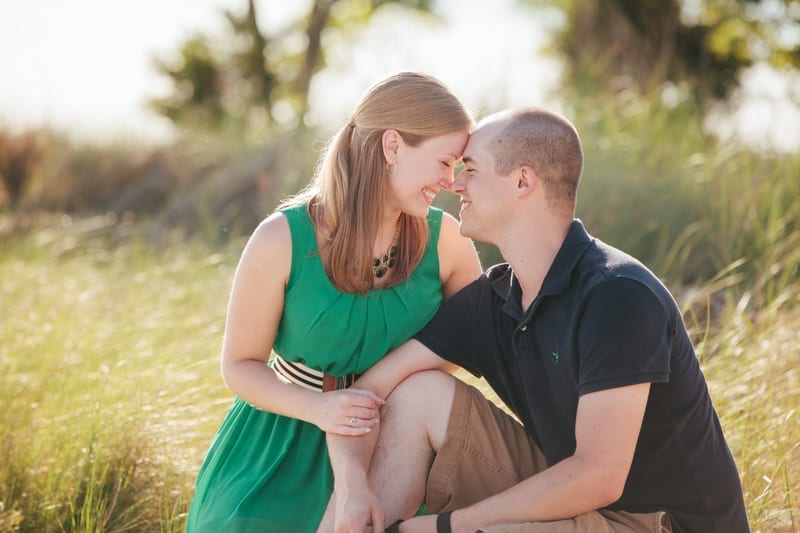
[386,129,470,218]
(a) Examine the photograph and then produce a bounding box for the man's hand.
[334,483,384,533]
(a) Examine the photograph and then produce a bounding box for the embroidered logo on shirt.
[552,351,559,364]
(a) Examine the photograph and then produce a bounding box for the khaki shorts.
[424,379,672,533]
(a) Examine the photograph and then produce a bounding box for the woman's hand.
[315,388,385,436]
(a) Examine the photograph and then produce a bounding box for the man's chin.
[458,221,477,240]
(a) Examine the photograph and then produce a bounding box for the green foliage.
[151,35,228,129]
[150,1,277,140]
[149,0,437,138]
[532,0,800,105]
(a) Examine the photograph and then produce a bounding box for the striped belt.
[272,354,360,392]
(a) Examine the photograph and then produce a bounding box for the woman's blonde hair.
[282,72,472,293]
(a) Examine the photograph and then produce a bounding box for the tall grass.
[697,302,800,531]
[0,224,235,531]
[571,91,800,312]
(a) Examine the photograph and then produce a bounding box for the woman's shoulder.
[277,201,310,223]
[248,211,292,257]
[436,209,463,242]
[437,209,459,228]
[435,209,482,297]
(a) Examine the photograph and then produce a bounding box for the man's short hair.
[488,108,583,212]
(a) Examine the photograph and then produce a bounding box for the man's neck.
[497,217,572,313]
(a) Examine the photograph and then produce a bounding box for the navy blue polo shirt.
[415,220,749,533]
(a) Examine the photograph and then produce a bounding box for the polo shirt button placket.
[520,324,527,332]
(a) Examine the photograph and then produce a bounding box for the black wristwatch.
[436,511,453,533]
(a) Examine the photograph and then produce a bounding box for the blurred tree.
[151,0,272,135]
[150,0,434,138]
[292,0,434,117]
[151,35,226,128]
[527,0,800,105]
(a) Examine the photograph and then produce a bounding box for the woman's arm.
[323,340,448,532]
[221,212,382,435]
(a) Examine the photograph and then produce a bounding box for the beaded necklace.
[373,219,400,278]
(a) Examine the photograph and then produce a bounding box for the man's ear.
[382,129,401,162]
[516,165,537,196]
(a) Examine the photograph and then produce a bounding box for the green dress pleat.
[186,204,444,532]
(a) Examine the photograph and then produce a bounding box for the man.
[324,108,749,532]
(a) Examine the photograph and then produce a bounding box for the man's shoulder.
[580,238,658,286]
[577,238,679,316]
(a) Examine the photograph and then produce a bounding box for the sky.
[0,0,798,151]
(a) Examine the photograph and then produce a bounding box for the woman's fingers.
[346,388,385,406]
[330,419,374,436]
[349,406,379,421]
[334,389,383,416]
[345,414,379,428]
[316,388,386,434]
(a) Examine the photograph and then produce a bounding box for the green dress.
[186,204,444,532]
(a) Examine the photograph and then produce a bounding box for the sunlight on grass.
[0,232,236,531]
[699,304,800,532]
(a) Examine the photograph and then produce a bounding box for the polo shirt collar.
[490,219,593,315]
[538,219,593,297]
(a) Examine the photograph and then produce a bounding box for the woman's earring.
[385,160,396,175]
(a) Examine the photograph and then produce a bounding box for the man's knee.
[386,370,454,409]
[384,370,455,448]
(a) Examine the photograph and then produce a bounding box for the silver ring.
[348,416,356,427]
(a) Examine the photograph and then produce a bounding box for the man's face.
[451,122,514,243]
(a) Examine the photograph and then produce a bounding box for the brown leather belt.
[321,372,359,392]
[272,354,359,392]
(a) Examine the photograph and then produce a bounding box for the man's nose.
[449,170,466,193]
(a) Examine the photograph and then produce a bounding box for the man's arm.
[323,340,453,532]
[442,382,650,531]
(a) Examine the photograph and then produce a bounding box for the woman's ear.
[382,129,401,162]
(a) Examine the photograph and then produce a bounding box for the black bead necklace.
[373,219,401,278]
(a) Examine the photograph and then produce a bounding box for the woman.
[186,72,482,532]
